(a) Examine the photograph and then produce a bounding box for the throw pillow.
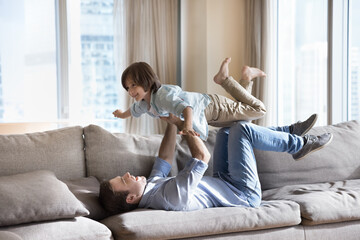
[0,170,89,227]
[64,176,112,220]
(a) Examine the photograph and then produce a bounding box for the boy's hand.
[113,109,125,118]
[179,127,200,137]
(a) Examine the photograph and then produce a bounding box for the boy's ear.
[126,194,141,204]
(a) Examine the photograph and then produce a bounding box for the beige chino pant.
[204,76,266,127]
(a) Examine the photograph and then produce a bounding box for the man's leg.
[268,114,318,137]
[212,127,230,177]
[226,121,304,207]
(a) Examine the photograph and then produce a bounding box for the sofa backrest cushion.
[84,124,178,181]
[255,120,360,190]
[84,125,219,181]
[0,126,85,180]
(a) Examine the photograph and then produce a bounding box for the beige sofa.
[1,120,360,240]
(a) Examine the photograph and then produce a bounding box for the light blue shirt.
[138,157,250,211]
[130,85,211,140]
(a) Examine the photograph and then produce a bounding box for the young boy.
[113,58,266,140]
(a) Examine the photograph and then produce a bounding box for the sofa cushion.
[84,124,178,181]
[0,126,85,180]
[64,176,112,221]
[0,231,23,240]
[303,220,360,240]
[101,200,301,240]
[0,170,89,227]
[255,120,360,190]
[263,179,360,225]
[1,217,112,240]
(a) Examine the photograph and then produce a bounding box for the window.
[67,0,122,132]
[275,0,359,126]
[0,0,123,132]
[277,0,328,126]
[0,0,58,121]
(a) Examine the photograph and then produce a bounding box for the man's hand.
[179,127,200,137]
[160,114,184,130]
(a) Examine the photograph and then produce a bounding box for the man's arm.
[183,134,210,164]
[160,114,210,165]
[158,123,177,165]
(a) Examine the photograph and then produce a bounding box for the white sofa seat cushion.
[263,179,360,225]
[1,217,112,240]
[0,231,22,240]
[101,200,301,240]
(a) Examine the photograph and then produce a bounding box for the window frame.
[328,0,349,124]
[55,0,70,120]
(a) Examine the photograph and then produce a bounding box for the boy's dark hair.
[99,180,139,214]
[121,62,161,93]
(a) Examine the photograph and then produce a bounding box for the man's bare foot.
[213,57,231,85]
[241,66,266,81]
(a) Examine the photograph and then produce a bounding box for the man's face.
[109,172,147,203]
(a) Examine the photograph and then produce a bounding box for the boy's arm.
[113,108,131,119]
[179,107,200,137]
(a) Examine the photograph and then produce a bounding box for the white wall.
[181,0,246,97]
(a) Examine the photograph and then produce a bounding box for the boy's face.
[109,172,147,204]
[124,78,149,102]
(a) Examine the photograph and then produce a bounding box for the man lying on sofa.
[99,113,332,213]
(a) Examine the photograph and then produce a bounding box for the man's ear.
[126,194,141,204]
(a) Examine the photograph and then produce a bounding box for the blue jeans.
[212,121,304,207]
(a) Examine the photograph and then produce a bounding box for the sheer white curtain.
[113,0,179,135]
[244,0,277,127]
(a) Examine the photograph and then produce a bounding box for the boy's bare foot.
[241,66,266,81]
[213,57,231,85]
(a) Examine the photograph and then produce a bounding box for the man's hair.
[99,180,139,214]
[121,62,161,93]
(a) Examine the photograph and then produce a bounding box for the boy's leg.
[213,57,265,103]
[226,121,304,207]
[207,58,266,126]
[241,65,267,82]
[213,58,266,92]
[221,77,266,109]
[205,94,266,127]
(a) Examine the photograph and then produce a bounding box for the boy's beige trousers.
[204,76,266,127]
